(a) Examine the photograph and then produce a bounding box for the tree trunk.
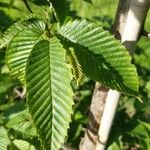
[79,0,150,150]
[79,84,108,150]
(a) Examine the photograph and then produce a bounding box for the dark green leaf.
[50,0,70,24]
[0,14,45,49]
[58,20,139,95]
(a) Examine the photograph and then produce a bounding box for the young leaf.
[12,140,35,150]
[0,127,9,150]
[58,20,139,95]
[4,103,36,138]
[67,48,83,83]
[6,20,45,83]
[5,109,30,128]
[10,121,37,139]
[26,38,74,149]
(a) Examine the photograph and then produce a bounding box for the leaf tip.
[136,96,143,103]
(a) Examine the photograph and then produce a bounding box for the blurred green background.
[0,0,150,149]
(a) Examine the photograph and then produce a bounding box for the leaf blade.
[0,14,45,49]
[50,0,70,24]
[58,20,139,95]
[67,48,83,83]
[0,127,9,150]
[6,20,45,83]
[26,38,73,149]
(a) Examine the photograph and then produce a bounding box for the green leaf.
[58,20,139,95]
[9,0,15,8]
[131,120,150,138]
[20,14,46,23]
[134,37,150,70]
[83,0,93,4]
[0,22,24,49]
[129,120,150,149]
[5,109,30,128]
[4,102,26,117]
[0,74,17,96]
[107,136,123,150]
[107,141,121,150]
[26,38,73,149]
[67,48,83,83]
[0,2,21,11]
[0,50,5,64]
[10,121,37,139]
[4,105,36,138]
[12,140,35,150]
[0,126,9,150]
[4,103,37,139]
[50,0,70,24]
[0,14,45,49]
[6,20,45,83]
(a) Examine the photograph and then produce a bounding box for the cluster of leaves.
[0,0,142,150]
[69,1,150,149]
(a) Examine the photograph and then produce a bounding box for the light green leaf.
[0,127,9,150]
[5,108,29,128]
[26,38,73,149]
[6,20,45,83]
[4,103,36,138]
[131,120,150,138]
[58,20,139,95]
[130,120,150,149]
[107,137,123,150]
[10,121,37,139]
[107,142,121,150]
[67,48,83,83]
[12,140,35,150]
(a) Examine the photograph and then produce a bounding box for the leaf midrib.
[47,41,54,147]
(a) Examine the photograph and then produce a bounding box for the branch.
[96,90,120,150]
[22,0,33,13]
[79,84,108,150]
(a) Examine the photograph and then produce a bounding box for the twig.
[22,0,33,13]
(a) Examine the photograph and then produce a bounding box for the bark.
[96,90,120,150]
[79,84,108,150]
[79,0,150,150]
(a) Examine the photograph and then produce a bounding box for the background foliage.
[0,0,150,149]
